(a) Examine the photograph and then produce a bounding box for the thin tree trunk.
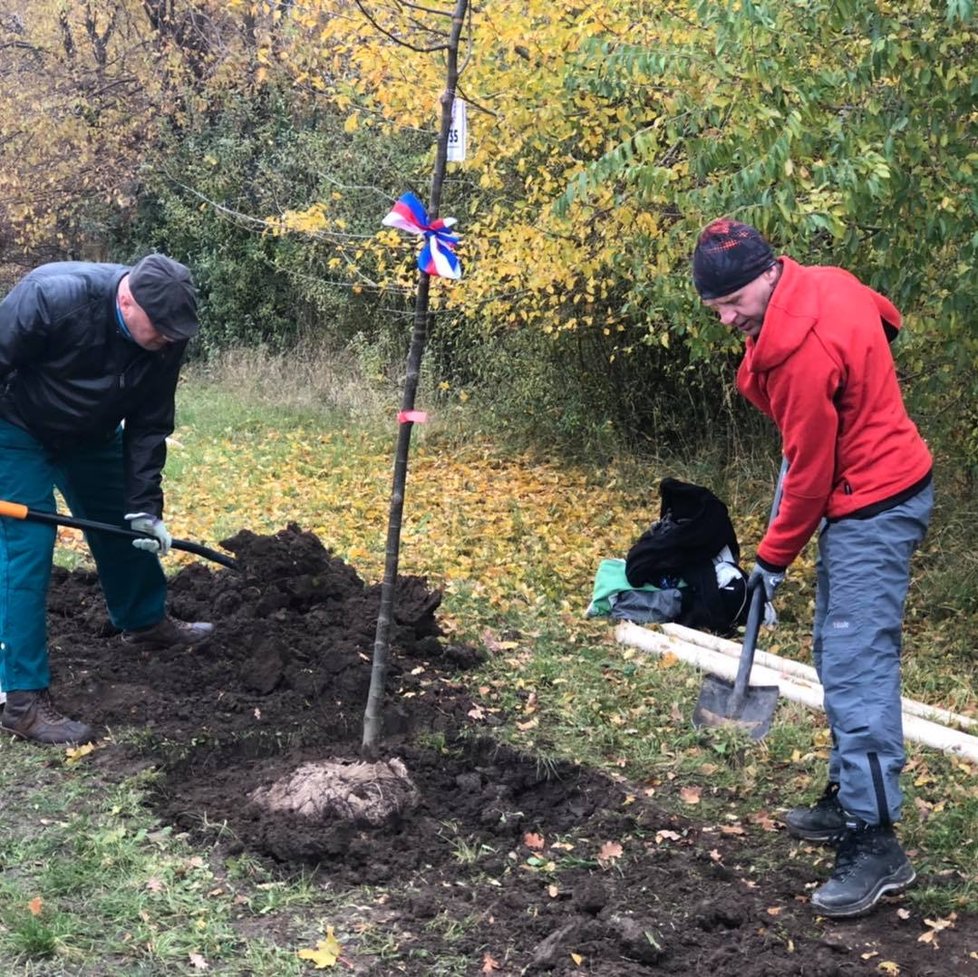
[362,0,469,755]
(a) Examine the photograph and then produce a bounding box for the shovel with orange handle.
[0,499,237,570]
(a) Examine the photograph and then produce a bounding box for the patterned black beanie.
[692,219,776,299]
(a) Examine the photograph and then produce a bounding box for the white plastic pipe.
[660,621,978,732]
[615,621,978,763]
[615,622,826,706]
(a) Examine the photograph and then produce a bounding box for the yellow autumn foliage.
[253,0,688,339]
[156,424,656,612]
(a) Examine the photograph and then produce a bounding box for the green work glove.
[126,512,173,556]
[748,559,786,602]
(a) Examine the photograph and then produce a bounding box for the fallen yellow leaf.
[679,786,701,805]
[65,742,95,764]
[748,811,779,831]
[923,914,956,933]
[481,952,501,973]
[597,840,623,865]
[297,925,343,969]
[481,630,518,653]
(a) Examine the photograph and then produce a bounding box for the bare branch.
[354,0,449,52]
[457,0,474,75]
[165,176,375,245]
[0,39,46,54]
[397,0,457,19]
[59,7,77,61]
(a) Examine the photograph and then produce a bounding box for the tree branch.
[165,176,376,246]
[354,0,449,52]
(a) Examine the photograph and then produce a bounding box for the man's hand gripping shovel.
[0,499,237,570]
[692,459,787,741]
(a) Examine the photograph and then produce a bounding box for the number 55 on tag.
[447,98,467,162]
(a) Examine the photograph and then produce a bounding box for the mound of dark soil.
[40,526,977,976]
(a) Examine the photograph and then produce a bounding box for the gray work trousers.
[812,481,933,825]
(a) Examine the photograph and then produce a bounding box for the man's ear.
[117,279,133,312]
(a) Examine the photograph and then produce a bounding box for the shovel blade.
[692,674,780,741]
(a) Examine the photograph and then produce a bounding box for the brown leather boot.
[121,616,214,648]
[0,690,95,745]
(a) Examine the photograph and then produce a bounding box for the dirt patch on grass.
[43,526,977,976]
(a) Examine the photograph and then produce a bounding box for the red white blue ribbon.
[382,192,461,280]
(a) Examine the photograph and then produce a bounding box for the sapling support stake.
[362,0,470,756]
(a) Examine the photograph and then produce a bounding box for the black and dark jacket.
[0,261,187,515]
[625,477,747,635]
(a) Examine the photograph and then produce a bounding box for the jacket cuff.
[756,555,788,574]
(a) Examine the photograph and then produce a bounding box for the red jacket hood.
[746,257,902,371]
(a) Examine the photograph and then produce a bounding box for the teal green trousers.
[0,420,166,692]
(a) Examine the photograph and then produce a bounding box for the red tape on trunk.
[397,410,429,424]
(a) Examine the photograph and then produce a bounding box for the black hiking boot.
[0,690,95,745]
[810,821,916,918]
[785,781,845,842]
[122,616,214,648]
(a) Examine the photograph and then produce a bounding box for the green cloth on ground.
[587,558,667,617]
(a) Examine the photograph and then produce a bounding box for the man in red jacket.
[692,219,933,918]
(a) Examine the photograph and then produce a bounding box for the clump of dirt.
[249,756,420,826]
[42,526,978,977]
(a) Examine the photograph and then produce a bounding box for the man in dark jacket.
[0,255,213,746]
[692,220,933,918]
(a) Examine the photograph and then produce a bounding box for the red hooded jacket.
[738,257,932,569]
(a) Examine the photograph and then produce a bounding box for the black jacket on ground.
[625,478,746,635]
[625,478,740,582]
[0,262,187,515]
